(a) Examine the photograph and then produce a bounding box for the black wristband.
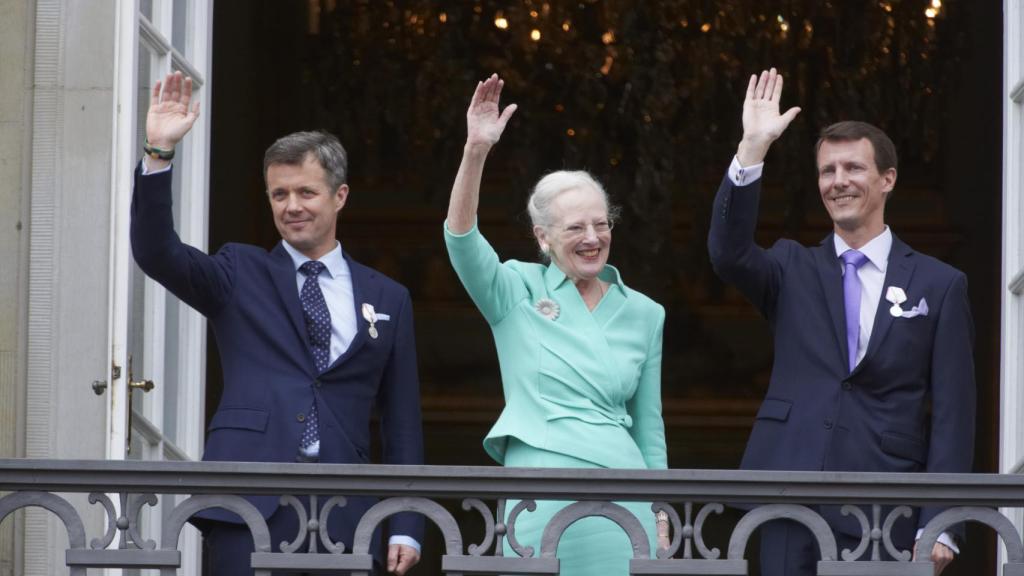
[143,139,175,161]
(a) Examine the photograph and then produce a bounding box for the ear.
[880,168,897,194]
[333,184,349,213]
[533,225,549,254]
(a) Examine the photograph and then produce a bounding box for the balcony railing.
[1,459,1021,575]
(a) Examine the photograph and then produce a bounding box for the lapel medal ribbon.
[362,302,379,339]
[885,286,907,317]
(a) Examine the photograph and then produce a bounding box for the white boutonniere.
[885,286,929,318]
[534,298,560,321]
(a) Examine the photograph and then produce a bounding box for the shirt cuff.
[728,155,764,186]
[915,529,959,555]
[388,535,421,553]
[141,156,172,176]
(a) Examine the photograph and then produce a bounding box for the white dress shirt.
[727,156,958,553]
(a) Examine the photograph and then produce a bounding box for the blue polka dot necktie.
[299,260,330,450]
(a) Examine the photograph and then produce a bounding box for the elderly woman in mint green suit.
[444,74,668,575]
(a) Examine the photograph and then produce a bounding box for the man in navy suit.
[131,71,424,575]
[708,69,975,575]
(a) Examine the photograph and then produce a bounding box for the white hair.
[526,170,619,228]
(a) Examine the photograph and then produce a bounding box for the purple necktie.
[841,249,869,372]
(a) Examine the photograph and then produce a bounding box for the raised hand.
[466,73,517,149]
[447,74,517,233]
[146,71,200,150]
[737,68,801,166]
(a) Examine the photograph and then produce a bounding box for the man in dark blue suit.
[131,71,424,575]
[708,69,976,575]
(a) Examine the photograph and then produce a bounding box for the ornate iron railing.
[0,459,1021,575]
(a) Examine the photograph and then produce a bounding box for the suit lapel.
[813,234,850,370]
[854,235,916,375]
[327,252,380,370]
[269,243,316,365]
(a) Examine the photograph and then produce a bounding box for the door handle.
[129,379,155,392]
[126,355,155,392]
[125,355,155,454]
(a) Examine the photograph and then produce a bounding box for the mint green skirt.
[502,438,657,576]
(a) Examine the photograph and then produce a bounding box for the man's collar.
[834,226,892,272]
[281,240,347,278]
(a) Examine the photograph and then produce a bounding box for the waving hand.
[466,74,518,149]
[737,68,801,166]
[146,71,200,150]
[446,74,518,234]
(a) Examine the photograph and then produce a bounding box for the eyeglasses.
[557,220,614,239]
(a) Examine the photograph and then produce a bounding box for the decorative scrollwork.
[277,495,309,553]
[461,498,495,556]
[318,495,348,554]
[693,503,724,560]
[126,493,158,550]
[881,506,914,561]
[87,493,117,550]
[839,504,872,561]
[505,499,538,558]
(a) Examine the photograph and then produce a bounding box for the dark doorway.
[208,2,1002,574]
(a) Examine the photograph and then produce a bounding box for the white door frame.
[1001,0,1024,569]
[107,0,213,573]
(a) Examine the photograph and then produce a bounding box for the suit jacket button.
[297,413,306,423]
[823,418,833,429]
[314,379,322,388]
[842,382,852,390]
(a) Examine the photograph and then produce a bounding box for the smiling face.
[266,154,348,260]
[533,186,612,283]
[816,137,896,245]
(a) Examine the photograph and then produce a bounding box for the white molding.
[25,0,65,573]
[139,11,205,86]
[139,14,171,55]
[1000,2,1024,571]
[107,0,140,464]
[1000,0,1023,470]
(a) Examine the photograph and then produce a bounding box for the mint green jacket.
[444,222,667,470]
